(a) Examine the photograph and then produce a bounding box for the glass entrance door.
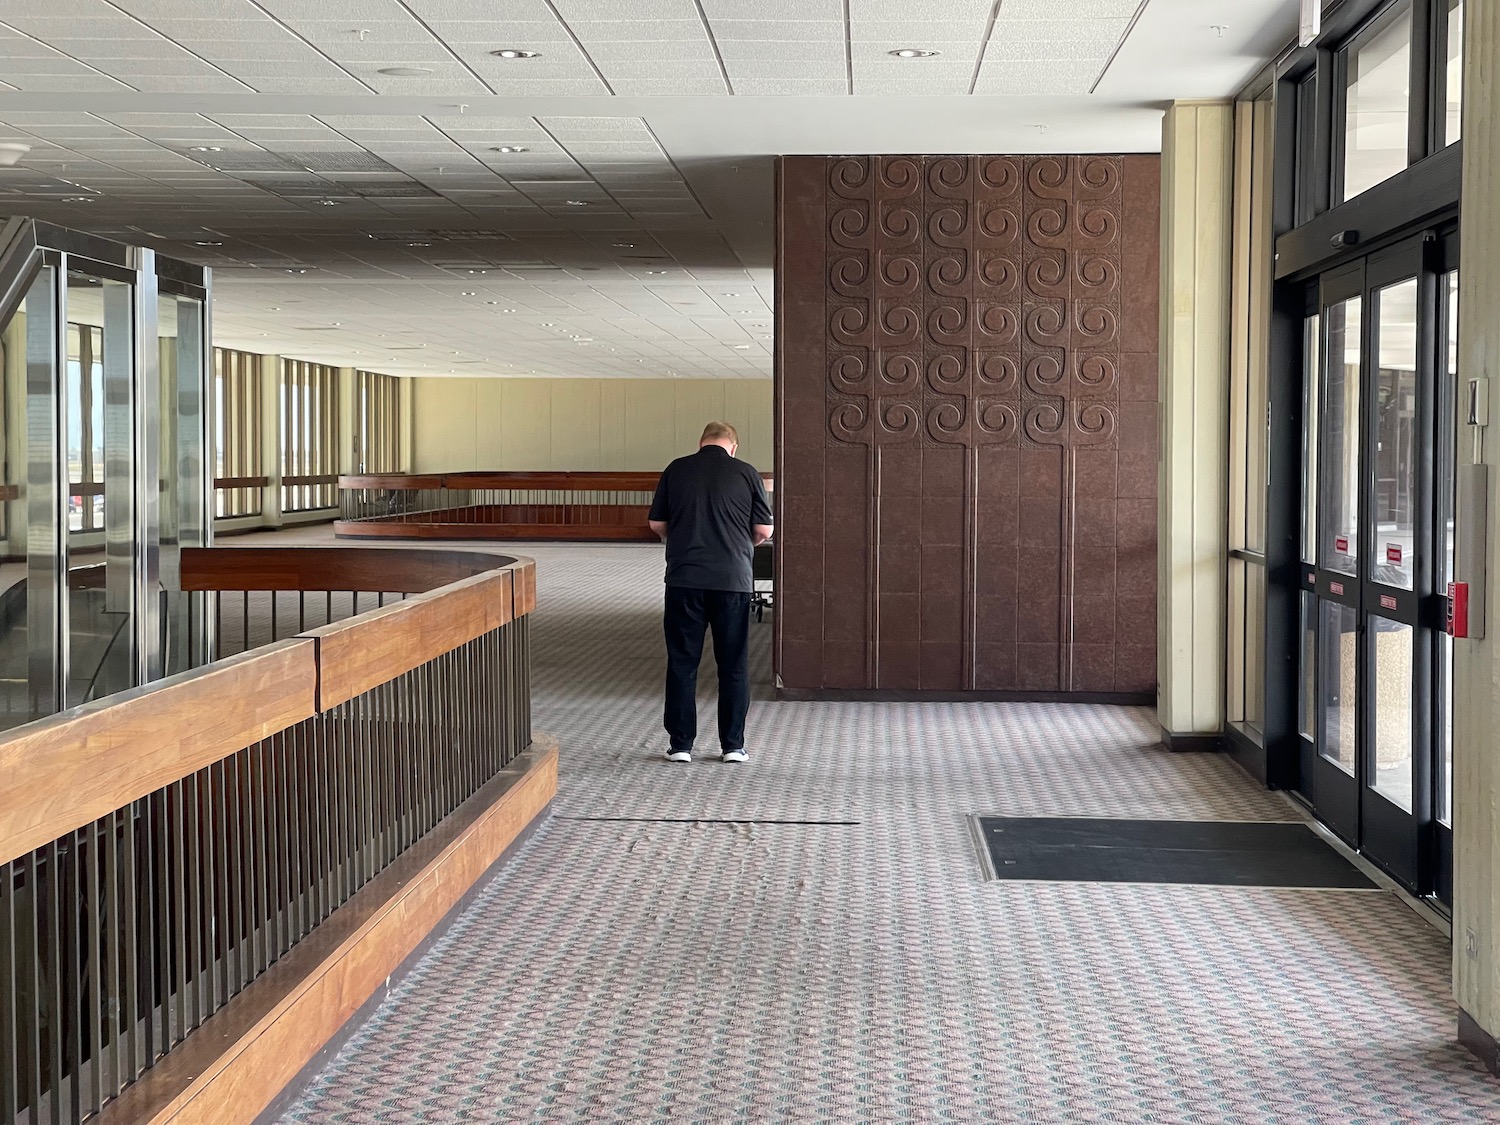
[1298,236,1448,894]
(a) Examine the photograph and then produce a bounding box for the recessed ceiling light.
[646,269,668,275]
[466,268,488,274]
[889,48,939,58]
[317,199,341,206]
[490,145,528,153]
[269,306,281,311]
[461,291,477,296]
[62,196,95,203]
[731,344,750,350]
[564,200,589,206]
[285,268,310,274]
[407,241,430,247]
[188,146,223,153]
[612,242,635,248]
[193,239,223,246]
[490,49,540,59]
[378,66,433,76]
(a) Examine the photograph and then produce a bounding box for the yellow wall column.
[1454,0,1500,1066]
[1157,101,1234,744]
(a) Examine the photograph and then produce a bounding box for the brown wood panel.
[0,641,318,866]
[94,737,559,1125]
[311,570,514,709]
[775,154,1159,696]
[332,520,658,542]
[213,475,271,490]
[281,473,341,486]
[180,546,520,593]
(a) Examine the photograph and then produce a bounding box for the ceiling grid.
[0,0,1299,378]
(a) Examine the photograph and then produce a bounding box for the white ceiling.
[0,0,1300,379]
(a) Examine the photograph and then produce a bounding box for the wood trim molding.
[310,570,514,709]
[180,545,521,594]
[0,642,318,866]
[94,735,560,1125]
[1160,728,1227,753]
[339,470,773,491]
[776,688,1156,705]
[332,519,657,542]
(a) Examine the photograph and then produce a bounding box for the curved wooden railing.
[336,470,773,542]
[0,546,550,1125]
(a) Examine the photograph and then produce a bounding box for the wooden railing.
[0,546,546,1125]
[336,471,773,542]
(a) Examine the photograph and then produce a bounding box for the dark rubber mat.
[974,817,1379,888]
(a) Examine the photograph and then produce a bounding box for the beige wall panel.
[724,381,774,471]
[1454,0,1500,1051]
[410,378,773,472]
[624,381,677,468]
[549,381,603,471]
[497,381,553,469]
[411,380,479,472]
[1158,101,1233,738]
[672,381,726,453]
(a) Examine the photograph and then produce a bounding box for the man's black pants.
[663,587,751,753]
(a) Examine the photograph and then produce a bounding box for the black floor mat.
[974,817,1378,888]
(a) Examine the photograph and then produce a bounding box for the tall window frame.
[213,347,263,519]
[355,370,405,474]
[281,359,340,513]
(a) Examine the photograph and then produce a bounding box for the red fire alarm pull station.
[1450,582,1470,638]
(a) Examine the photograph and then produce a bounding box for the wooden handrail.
[214,475,271,490]
[181,546,520,593]
[283,473,341,487]
[339,470,774,491]
[0,641,318,866]
[0,546,536,867]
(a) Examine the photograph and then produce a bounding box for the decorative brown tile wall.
[775,154,1159,697]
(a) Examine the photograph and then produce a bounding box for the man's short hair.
[700,421,738,445]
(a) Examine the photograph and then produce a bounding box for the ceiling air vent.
[278,151,397,174]
[180,149,303,173]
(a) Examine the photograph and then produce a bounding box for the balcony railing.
[0,546,539,1125]
[336,471,773,542]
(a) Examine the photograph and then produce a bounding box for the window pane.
[1370,619,1414,811]
[1440,632,1453,824]
[1321,298,1361,574]
[1372,279,1418,589]
[1302,313,1321,562]
[1319,600,1358,775]
[1244,563,1266,734]
[1300,591,1318,741]
[1446,0,1464,146]
[1342,4,1412,202]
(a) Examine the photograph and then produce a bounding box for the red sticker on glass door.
[1335,536,1349,553]
[1386,544,1403,564]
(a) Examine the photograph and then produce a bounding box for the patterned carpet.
[270,536,1500,1123]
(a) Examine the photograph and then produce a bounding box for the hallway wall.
[775,155,1160,695]
[410,377,773,473]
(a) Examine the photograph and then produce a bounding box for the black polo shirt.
[649,446,772,592]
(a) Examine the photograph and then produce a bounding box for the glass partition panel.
[1320,298,1362,574]
[0,285,34,730]
[161,294,207,675]
[1370,619,1414,811]
[65,267,135,707]
[1341,2,1413,202]
[1302,313,1321,562]
[1371,279,1418,589]
[1319,600,1359,775]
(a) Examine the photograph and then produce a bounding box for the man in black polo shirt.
[648,421,774,763]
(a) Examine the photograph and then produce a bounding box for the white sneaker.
[721,750,748,763]
[666,750,692,763]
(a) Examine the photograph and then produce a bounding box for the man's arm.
[749,471,774,548]
[649,519,668,543]
[752,524,773,547]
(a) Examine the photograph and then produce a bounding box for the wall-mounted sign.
[1330,581,1345,595]
[1387,544,1403,564]
[1335,536,1350,553]
[1380,594,1398,610]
